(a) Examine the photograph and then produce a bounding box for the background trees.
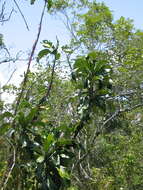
[0,0,143,189]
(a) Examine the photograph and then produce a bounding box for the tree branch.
[13,0,29,30]
[0,1,15,23]
[14,1,46,116]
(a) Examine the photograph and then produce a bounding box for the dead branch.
[3,68,17,86]
[0,1,15,23]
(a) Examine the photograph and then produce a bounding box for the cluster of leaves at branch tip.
[37,40,60,62]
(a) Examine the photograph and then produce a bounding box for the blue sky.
[1,0,143,52]
[0,0,143,93]
[0,0,69,53]
[0,0,143,55]
[98,0,143,28]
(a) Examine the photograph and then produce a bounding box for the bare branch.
[4,68,17,86]
[0,1,15,23]
[61,10,78,42]
[13,0,29,30]
[0,50,35,65]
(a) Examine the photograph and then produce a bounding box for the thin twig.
[3,46,11,57]
[37,57,57,105]
[0,59,11,64]
[3,68,17,86]
[102,103,143,130]
[0,57,34,65]
[0,1,15,23]
[13,0,29,30]
[61,10,78,42]
[66,54,73,71]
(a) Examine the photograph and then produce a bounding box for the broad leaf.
[37,49,51,61]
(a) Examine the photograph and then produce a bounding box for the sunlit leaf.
[44,134,55,151]
[36,156,44,163]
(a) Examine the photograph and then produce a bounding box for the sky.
[1,0,143,54]
[98,0,143,29]
[0,0,143,101]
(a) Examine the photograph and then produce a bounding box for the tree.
[57,1,143,189]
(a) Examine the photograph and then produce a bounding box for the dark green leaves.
[73,51,112,83]
[0,123,11,135]
[37,49,51,61]
[0,112,13,135]
[47,0,53,10]
[26,107,37,123]
[30,0,36,5]
[0,111,13,120]
[30,0,53,11]
[42,40,53,49]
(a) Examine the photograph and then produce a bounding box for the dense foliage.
[0,0,143,190]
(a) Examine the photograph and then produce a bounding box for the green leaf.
[44,134,55,151]
[57,138,73,146]
[36,156,44,163]
[47,0,53,10]
[57,167,70,180]
[0,123,10,135]
[62,45,73,54]
[74,57,88,75]
[0,112,13,120]
[94,62,106,73]
[18,112,26,127]
[88,51,97,59]
[19,100,31,109]
[42,40,53,49]
[30,0,36,5]
[37,49,51,61]
[55,52,61,60]
[26,108,37,123]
